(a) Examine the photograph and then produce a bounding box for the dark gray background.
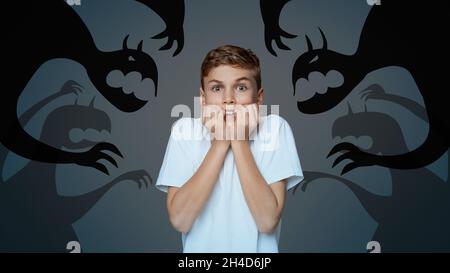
[3,0,447,252]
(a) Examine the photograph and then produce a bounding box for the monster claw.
[112,146,123,158]
[95,143,123,158]
[173,40,183,56]
[266,37,277,56]
[360,91,368,100]
[144,174,152,185]
[327,146,339,158]
[98,152,118,168]
[346,102,354,114]
[341,162,359,175]
[140,177,147,188]
[92,162,109,175]
[152,29,168,39]
[327,142,356,158]
[360,87,370,95]
[301,182,308,192]
[89,97,95,108]
[280,29,297,39]
[360,88,374,100]
[70,84,83,93]
[332,152,350,168]
[275,38,290,50]
[159,38,174,51]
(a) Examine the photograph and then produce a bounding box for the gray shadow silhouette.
[297,84,450,252]
[0,81,151,252]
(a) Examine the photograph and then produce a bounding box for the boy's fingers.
[248,103,258,119]
[250,107,258,125]
[215,111,226,140]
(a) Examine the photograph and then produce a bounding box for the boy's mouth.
[224,108,236,121]
[225,110,236,116]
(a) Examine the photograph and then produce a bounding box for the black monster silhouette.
[261,0,448,173]
[136,0,185,56]
[0,81,151,252]
[3,0,184,174]
[298,98,450,252]
[260,0,297,56]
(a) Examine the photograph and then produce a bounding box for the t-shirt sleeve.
[155,118,196,193]
[256,116,304,191]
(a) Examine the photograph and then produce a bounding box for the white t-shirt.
[155,114,304,253]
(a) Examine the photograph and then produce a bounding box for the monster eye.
[309,55,318,64]
[128,56,135,62]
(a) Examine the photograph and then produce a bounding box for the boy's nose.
[223,90,235,105]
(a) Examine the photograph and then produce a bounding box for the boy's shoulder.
[263,114,287,123]
[253,114,290,141]
[259,114,289,131]
[172,117,198,128]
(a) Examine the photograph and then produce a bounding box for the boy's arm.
[231,141,287,234]
[167,140,230,233]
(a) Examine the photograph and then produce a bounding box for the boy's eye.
[211,86,222,92]
[236,85,248,92]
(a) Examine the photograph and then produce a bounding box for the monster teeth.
[225,110,235,115]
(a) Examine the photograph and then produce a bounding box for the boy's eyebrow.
[235,77,252,82]
[208,79,223,84]
[207,77,252,85]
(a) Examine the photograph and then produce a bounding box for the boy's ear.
[199,87,205,105]
[257,88,264,105]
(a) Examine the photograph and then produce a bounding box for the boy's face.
[200,65,263,109]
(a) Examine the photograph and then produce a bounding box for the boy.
[156,45,304,252]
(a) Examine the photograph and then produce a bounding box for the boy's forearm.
[168,140,230,233]
[231,141,282,234]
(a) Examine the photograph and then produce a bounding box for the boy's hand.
[201,104,231,147]
[227,103,260,141]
